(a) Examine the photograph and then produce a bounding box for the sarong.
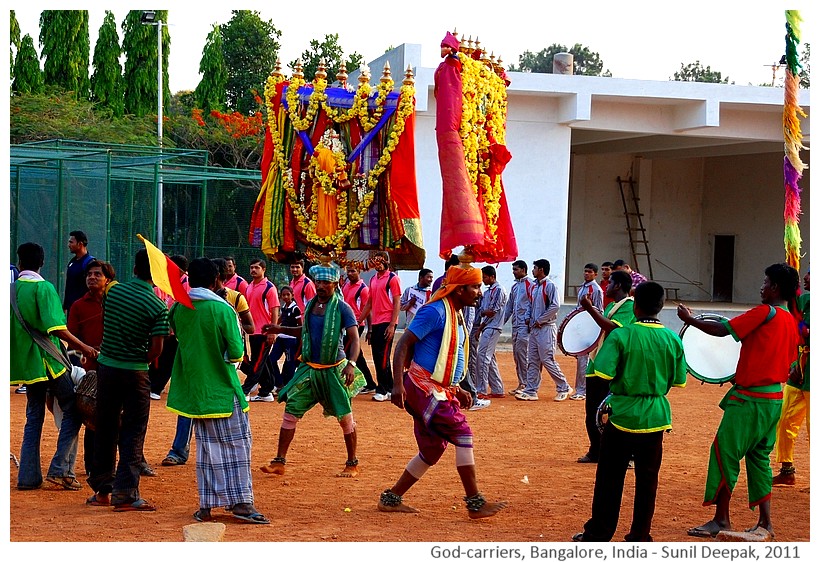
[403,362,473,466]
[194,397,254,509]
[277,360,365,419]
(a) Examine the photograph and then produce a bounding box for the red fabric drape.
[389,110,420,220]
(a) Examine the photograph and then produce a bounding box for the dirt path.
[9,349,810,543]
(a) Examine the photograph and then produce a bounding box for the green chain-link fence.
[10,140,290,294]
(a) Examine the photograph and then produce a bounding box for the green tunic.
[166,298,247,418]
[787,291,810,392]
[593,319,687,432]
[10,279,69,384]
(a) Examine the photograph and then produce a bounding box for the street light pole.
[141,11,165,248]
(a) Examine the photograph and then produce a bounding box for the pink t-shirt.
[342,279,370,326]
[368,270,401,325]
[290,275,316,313]
[224,273,248,295]
[244,278,280,334]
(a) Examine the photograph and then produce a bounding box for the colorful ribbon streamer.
[782,10,807,270]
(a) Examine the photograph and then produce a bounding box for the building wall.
[567,151,811,304]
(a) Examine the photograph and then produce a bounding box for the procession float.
[249,58,424,269]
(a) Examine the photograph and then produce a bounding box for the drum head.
[679,314,740,384]
[596,395,612,434]
[558,309,603,357]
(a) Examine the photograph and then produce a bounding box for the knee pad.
[455,446,475,467]
[406,454,431,479]
[339,413,356,434]
[281,412,300,429]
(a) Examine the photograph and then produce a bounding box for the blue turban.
[309,262,340,282]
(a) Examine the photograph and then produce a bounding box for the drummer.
[569,263,604,401]
[572,281,687,542]
[577,270,635,464]
[678,263,799,540]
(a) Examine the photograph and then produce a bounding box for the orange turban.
[429,265,482,303]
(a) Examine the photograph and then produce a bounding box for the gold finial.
[358,64,370,85]
[272,58,283,79]
[473,37,481,55]
[466,36,474,55]
[318,253,334,266]
[315,59,327,82]
[403,64,415,86]
[336,61,348,85]
[293,59,304,80]
[459,34,467,52]
[380,61,392,84]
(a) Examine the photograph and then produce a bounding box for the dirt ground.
[8,346,811,543]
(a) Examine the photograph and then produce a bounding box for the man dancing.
[378,260,507,519]
[259,260,365,477]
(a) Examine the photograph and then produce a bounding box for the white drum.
[679,314,741,384]
[558,309,604,357]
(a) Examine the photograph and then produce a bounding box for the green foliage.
[122,10,171,120]
[671,61,729,83]
[799,43,810,89]
[221,10,281,115]
[509,43,611,76]
[195,24,228,114]
[10,88,158,145]
[90,11,124,118]
[10,10,21,79]
[12,34,44,95]
[39,10,90,99]
[294,33,364,83]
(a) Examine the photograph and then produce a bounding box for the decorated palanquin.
[436,31,518,263]
[249,59,425,269]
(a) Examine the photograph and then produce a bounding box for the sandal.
[86,493,110,506]
[232,511,270,524]
[46,476,82,490]
[193,508,214,522]
[161,456,184,466]
[112,498,156,512]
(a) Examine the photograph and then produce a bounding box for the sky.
[10,0,815,94]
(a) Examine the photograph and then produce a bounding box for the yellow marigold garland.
[457,52,508,238]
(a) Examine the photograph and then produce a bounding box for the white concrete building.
[366,45,811,305]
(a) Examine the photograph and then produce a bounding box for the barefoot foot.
[378,501,419,513]
[337,463,360,478]
[468,500,508,519]
[260,460,286,475]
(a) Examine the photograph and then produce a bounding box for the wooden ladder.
[617,176,653,280]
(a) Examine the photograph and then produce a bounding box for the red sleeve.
[267,285,280,308]
[390,276,402,298]
[304,280,317,301]
[67,304,81,339]
[360,285,370,307]
[727,305,772,341]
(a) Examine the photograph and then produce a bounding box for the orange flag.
[136,234,194,309]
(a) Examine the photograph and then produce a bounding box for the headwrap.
[309,262,341,282]
[441,31,460,51]
[429,264,482,303]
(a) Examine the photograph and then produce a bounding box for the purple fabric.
[361,139,381,245]
[402,373,473,466]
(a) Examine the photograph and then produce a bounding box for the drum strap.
[10,283,73,375]
[588,298,632,361]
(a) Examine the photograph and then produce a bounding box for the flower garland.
[264,73,415,251]
[457,52,509,237]
[309,129,349,196]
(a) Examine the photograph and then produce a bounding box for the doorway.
[712,235,735,302]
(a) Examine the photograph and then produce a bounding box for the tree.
[90,10,124,118]
[220,10,281,115]
[194,24,228,114]
[10,88,157,145]
[671,61,729,83]
[12,34,44,95]
[39,10,90,99]
[294,33,364,83]
[798,43,810,89]
[10,10,21,79]
[509,43,611,76]
[122,10,170,119]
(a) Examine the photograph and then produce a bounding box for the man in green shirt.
[86,249,169,512]
[11,242,98,491]
[577,269,635,464]
[573,281,687,542]
[166,258,268,524]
